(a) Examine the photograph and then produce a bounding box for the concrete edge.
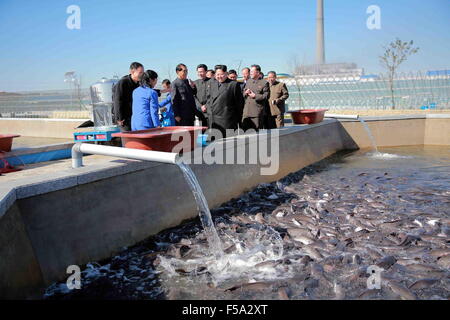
[0,121,339,217]
[0,118,90,122]
[336,113,450,122]
[0,187,17,220]
[426,114,450,119]
[0,115,445,217]
[4,142,75,157]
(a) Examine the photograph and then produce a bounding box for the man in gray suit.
[205,65,244,138]
[242,64,269,131]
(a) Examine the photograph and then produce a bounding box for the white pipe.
[72,143,180,168]
[325,113,359,120]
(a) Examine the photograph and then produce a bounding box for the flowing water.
[44,146,450,300]
[176,162,224,259]
[359,118,379,153]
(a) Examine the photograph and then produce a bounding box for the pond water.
[45,146,450,300]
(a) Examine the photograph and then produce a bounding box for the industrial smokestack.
[316,0,325,65]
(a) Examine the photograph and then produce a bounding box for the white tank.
[90,77,118,104]
[89,77,119,128]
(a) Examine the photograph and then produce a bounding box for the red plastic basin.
[112,126,207,153]
[0,134,21,152]
[288,109,328,125]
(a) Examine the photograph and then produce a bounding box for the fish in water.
[358,289,380,300]
[333,282,345,300]
[398,234,422,247]
[225,281,273,292]
[302,245,323,260]
[44,148,450,300]
[387,281,417,300]
[277,287,290,300]
[409,278,440,290]
[436,254,450,268]
[376,256,397,270]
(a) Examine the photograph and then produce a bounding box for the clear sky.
[0,0,449,91]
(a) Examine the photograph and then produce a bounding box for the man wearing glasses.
[170,63,197,126]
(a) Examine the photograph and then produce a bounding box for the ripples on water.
[45,146,450,300]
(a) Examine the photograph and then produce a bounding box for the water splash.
[358,119,414,160]
[177,162,224,259]
[368,152,414,160]
[163,163,287,286]
[158,222,286,286]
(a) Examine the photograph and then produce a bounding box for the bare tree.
[64,71,85,110]
[287,54,304,109]
[379,38,419,110]
[166,63,175,81]
[234,59,243,76]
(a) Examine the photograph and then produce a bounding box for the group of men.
[112,62,289,136]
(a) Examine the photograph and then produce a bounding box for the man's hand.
[175,116,181,122]
[117,120,124,126]
[201,105,207,113]
[244,88,251,96]
[248,90,256,99]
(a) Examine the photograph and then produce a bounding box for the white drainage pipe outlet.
[72,143,180,168]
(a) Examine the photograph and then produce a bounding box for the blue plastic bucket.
[197,134,209,146]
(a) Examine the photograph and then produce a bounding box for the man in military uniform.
[267,71,289,128]
[242,64,269,131]
[194,64,210,127]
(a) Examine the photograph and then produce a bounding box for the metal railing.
[0,89,91,119]
[283,71,450,111]
[1,71,449,119]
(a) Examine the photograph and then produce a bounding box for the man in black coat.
[170,63,198,126]
[240,67,250,93]
[205,65,244,138]
[194,64,210,127]
[112,62,144,131]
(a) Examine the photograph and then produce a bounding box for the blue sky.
[0,0,449,91]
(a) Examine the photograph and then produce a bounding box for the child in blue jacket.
[159,79,176,127]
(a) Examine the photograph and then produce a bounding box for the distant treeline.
[0,92,22,96]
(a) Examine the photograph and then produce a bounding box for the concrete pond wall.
[0,115,449,299]
[0,118,90,139]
